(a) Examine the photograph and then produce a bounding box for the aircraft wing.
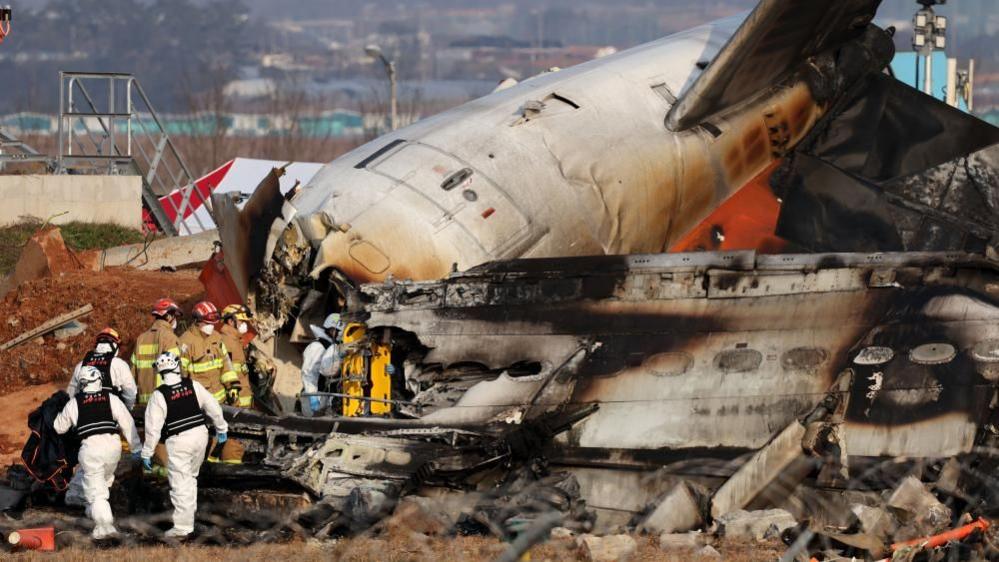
[666,0,882,131]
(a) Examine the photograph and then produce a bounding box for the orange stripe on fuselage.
[669,160,787,254]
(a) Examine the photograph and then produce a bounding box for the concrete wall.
[0,175,142,229]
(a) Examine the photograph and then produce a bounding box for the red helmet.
[96,327,120,345]
[152,298,182,318]
[192,301,220,324]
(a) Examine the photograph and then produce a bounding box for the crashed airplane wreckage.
[5,0,999,556]
[197,0,999,548]
[216,249,999,537]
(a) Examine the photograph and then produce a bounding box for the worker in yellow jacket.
[131,298,182,407]
[219,304,254,408]
[179,300,243,463]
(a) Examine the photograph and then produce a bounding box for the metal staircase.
[56,72,210,236]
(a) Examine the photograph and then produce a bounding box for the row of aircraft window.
[638,339,999,376]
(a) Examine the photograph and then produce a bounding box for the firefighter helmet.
[95,327,120,345]
[152,298,182,318]
[192,301,220,324]
[221,304,252,323]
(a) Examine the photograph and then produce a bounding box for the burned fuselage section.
[223,250,999,531]
[364,251,999,456]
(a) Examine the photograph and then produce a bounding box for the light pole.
[365,44,397,132]
[912,0,948,96]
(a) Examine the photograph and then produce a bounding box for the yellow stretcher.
[340,323,392,417]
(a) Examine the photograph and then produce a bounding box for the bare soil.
[0,383,59,466]
[0,269,204,394]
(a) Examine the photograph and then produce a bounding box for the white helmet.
[78,366,103,393]
[322,313,343,331]
[155,352,181,375]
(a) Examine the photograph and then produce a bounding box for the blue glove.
[131,451,142,461]
[217,432,227,444]
[142,457,152,471]
[386,364,397,375]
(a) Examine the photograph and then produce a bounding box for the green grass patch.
[0,218,146,274]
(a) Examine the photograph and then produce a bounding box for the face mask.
[200,323,215,336]
[171,318,178,330]
[237,322,249,335]
[94,342,115,355]
[161,370,182,385]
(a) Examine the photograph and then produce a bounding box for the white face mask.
[171,318,178,330]
[237,322,249,335]
[200,323,215,336]
[94,342,115,355]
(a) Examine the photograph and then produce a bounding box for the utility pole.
[365,45,398,131]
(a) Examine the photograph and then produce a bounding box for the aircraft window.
[972,340,999,381]
[354,138,406,169]
[441,168,473,191]
[972,340,999,363]
[909,343,956,365]
[715,349,762,373]
[781,347,828,373]
[507,361,544,378]
[853,346,894,366]
[644,352,692,377]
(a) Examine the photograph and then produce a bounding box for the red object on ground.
[142,159,235,232]
[891,517,990,552]
[670,161,788,254]
[8,527,56,551]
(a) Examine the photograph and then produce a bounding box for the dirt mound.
[0,268,204,394]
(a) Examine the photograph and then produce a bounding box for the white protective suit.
[54,393,141,539]
[141,373,228,536]
[67,357,138,409]
[64,356,139,507]
[300,325,342,416]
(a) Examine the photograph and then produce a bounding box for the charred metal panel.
[707,268,867,298]
[775,74,999,254]
[356,252,999,460]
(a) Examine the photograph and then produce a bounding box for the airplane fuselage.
[288,15,825,284]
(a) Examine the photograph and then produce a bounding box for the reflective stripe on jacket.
[131,319,181,405]
[219,324,253,408]
[178,326,235,402]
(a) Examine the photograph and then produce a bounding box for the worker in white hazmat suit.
[64,328,138,507]
[140,352,228,538]
[54,366,141,539]
[300,313,344,416]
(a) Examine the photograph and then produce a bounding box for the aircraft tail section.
[666,0,884,131]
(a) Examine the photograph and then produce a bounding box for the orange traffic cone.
[7,527,56,551]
